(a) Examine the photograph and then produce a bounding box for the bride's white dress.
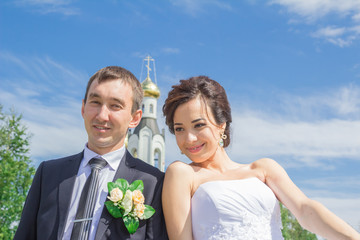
[191,178,284,240]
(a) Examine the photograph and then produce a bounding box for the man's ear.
[81,99,85,117]
[129,109,142,128]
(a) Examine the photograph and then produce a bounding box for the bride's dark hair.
[162,76,232,147]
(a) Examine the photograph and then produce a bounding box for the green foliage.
[129,180,144,192]
[104,200,124,218]
[123,215,139,234]
[0,105,35,240]
[281,203,318,240]
[143,205,155,219]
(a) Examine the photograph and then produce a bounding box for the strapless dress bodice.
[191,178,283,240]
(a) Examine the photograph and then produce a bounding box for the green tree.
[281,203,318,240]
[0,105,35,239]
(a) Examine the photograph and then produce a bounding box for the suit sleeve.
[145,175,169,240]
[13,162,44,240]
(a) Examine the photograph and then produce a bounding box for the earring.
[219,132,227,147]
[181,151,184,155]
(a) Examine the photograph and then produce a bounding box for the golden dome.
[142,76,160,99]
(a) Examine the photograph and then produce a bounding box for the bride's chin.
[189,156,207,164]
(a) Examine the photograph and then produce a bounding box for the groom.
[14,66,168,240]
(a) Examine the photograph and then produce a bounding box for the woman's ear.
[219,122,226,132]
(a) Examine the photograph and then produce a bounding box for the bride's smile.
[186,143,205,153]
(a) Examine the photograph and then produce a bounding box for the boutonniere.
[104,178,155,234]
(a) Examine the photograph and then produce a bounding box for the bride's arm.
[256,158,360,240]
[162,161,194,240]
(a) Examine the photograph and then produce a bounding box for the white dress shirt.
[62,144,125,240]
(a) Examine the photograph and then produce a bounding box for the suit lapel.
[95,150,137,240]
[57,152,83,240]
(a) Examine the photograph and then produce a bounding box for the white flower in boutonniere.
[108,188,123,203]
[122,190,133,215]
[105,179,155,234]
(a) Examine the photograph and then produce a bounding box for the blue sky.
[1,0,360,232]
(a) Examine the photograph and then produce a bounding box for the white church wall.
[139,127,153,165]
[142,97,157,119]
[152,135,165,171]
[128,134,139,158]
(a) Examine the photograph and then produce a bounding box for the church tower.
[127,55,166,171]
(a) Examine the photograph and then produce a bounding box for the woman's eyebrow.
[191,118,205,123]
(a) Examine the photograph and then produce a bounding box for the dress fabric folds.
[191,178,284,240]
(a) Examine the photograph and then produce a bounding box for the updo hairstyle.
[162,76,232,147]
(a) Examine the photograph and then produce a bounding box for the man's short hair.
[84,66,143,113]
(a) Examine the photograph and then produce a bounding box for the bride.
[161,76,360,240]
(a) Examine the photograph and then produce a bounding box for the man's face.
[82,79,142,155]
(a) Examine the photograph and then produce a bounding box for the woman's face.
[173,97,224,163]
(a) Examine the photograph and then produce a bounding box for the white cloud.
[311,26,360,47]
[282,84,360,118]
[0,87,87,164]
[268,0,360,46]
[331,85,360,115]
[312,26,346,38]
[313,197,360,231]
[13,0,79,15]
[301,176,360,195]
[170,0,232,15]
[269,0,360,22]
[162,47,180,54]
[230,115,360,168]
[350,25,360,34]
[0,52,89,163]
[0,51,88,96]
[353,13,360,21]
[25,119,87,160]
[224,85,360,169]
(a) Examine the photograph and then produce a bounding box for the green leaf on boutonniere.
[107,182,116,192]
[105,201,123,218]
[142,205,155,219]
[115,178,129,193]
[129,180,144,192]
[123,215,139,234]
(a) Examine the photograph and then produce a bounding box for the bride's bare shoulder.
[165,161,194,178]
[250,158,279,169]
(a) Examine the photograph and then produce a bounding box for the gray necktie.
[71,157,107,240]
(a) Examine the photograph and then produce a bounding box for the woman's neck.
[193,147,236,173]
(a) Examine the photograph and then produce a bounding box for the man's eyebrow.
[110,97,125,105]
[88,93,100,99]
[88,93,126,105]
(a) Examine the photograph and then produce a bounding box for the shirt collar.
[83,144,126,171]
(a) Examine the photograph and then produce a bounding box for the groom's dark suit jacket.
[14,150,168,240]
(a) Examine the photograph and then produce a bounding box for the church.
[126,55,166,172]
